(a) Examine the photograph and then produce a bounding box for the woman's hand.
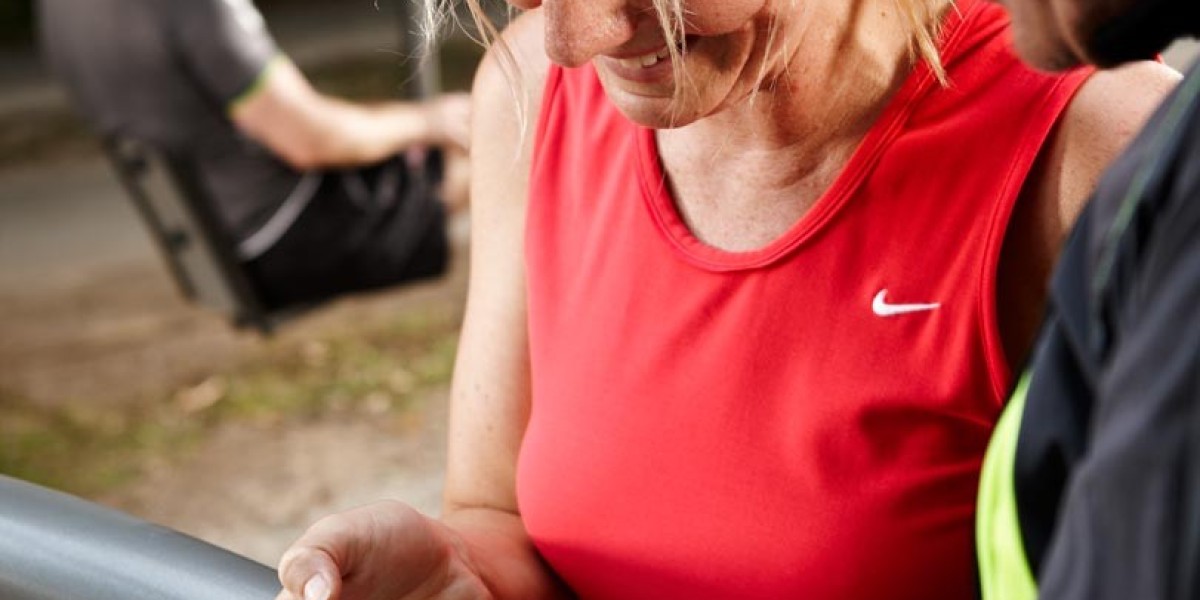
[275,500,492,600]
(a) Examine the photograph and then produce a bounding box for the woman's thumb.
[278,546,342,600]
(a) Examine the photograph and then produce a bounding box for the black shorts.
[244,153,449,310]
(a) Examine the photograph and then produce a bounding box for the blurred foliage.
[440,36,486,91]
[306,36,483,98]
[0,302,461,498]
[0,0,34,44]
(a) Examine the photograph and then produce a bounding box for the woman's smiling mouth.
[613,45,673,68]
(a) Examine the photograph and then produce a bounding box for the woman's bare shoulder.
[473,9,552,156]
[1042,61,1181,230]
[998,61,1178,367]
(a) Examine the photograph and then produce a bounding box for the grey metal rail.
[0,475,280,599]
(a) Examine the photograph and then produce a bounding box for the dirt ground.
[0,245,467,566]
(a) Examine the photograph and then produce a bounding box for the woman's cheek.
[682,0,767,35]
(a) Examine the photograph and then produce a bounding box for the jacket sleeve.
[1039,108,1200,600]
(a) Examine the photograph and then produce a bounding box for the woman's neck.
[662,0,932,185]
[653,0,946,251]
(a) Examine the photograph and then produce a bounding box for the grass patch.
[0,392,204,495]
[0,302,461,498]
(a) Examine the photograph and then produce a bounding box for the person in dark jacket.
[976,1,1200,598]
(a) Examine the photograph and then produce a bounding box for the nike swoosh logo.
[872,289,940,317]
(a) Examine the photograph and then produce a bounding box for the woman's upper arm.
[444,10,551,516]
[1000,61,1178,367]
[1040,61,1181,240]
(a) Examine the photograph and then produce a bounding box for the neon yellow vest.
[976,373,1038,600]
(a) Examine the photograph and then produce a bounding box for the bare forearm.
[443,507,571,600]
[231,59,455,171]
[300,96,436,168]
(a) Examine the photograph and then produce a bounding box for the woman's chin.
[620,100,701,129]
[596,78,711,129]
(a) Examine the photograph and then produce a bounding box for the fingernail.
[303,573,331,600]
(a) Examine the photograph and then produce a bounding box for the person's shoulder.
[470,10,551,206]
[471,10,551,187]
[1064,61,1181,152]
[478,10,551,82]
[473,9,552,136]
[1039,61,1180,226]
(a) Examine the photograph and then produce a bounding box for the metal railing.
[0,475,280,599]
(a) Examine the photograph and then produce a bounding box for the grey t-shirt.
[38,0,301,239]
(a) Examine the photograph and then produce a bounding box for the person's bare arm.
[230,57,471,170]
[274,11,567,600]
[999,60,1180,367]
[439,9,566,597]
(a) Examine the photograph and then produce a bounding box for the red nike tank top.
[519,1,1090,597]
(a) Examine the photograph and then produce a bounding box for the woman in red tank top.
[273,1,1174,599]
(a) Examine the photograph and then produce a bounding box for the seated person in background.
[36,0,471,310]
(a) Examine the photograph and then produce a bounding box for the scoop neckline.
[634,0,982,272]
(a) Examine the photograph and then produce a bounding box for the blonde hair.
[897,0,954,85]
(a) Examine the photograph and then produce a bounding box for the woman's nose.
[542,0,637,67]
